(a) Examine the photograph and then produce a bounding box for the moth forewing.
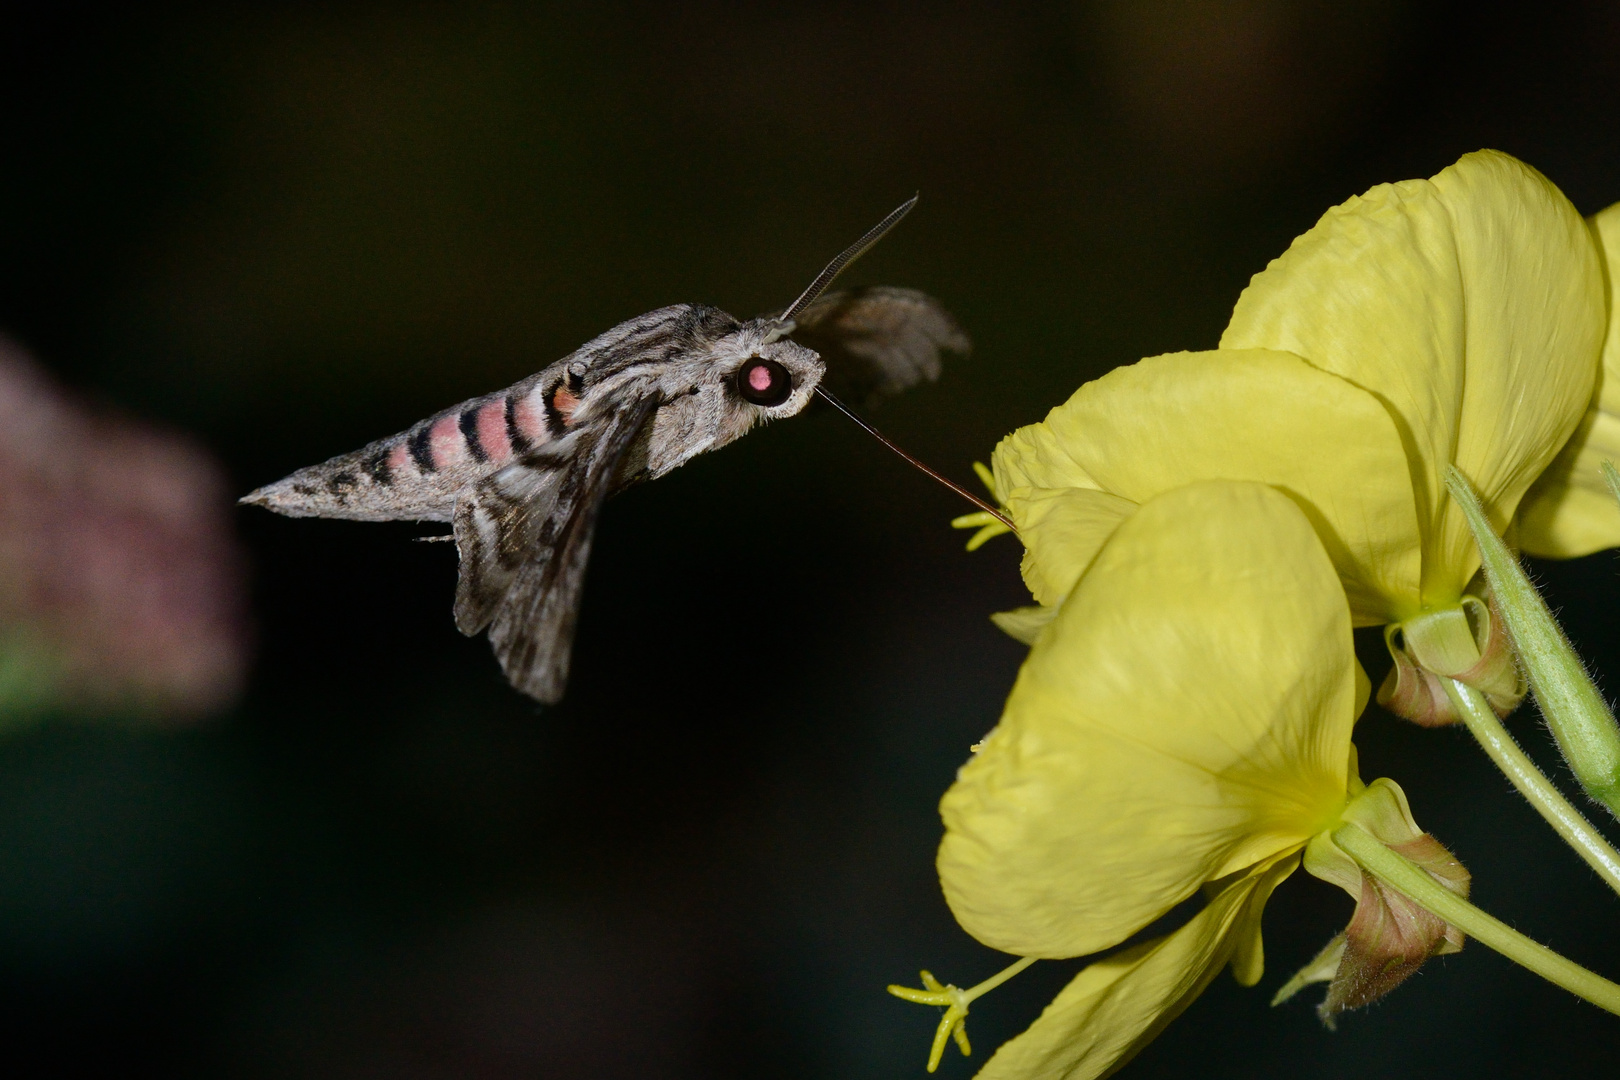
[451,446,567,635]
[475,396,660,702]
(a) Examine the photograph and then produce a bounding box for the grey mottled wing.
[452,396,659,703]
[780,286,970,407]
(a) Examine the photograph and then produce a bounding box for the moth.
[243,197,980,703]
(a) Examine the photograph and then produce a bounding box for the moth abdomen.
[361,445,394,485]
[542,376,581,439]
[458,406,489,463]
[505,394,535,454]
[406,424,439,474]
[242,379,562,523]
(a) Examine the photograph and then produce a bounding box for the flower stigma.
[888,957,1038,1072]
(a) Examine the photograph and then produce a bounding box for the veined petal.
[940,482,1355,958]
[1004,487,1136,607]
[1518,202,1620,557]
[993,416,1105,496]
[973,853,1297,1080]
[1222,150,1603,607]
[991,349,1419,624]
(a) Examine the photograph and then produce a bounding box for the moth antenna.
[815,386,1013,529]
[773,195,919,333]
[413,534,457,543]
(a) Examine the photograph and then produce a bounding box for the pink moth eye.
[735,357,792,407]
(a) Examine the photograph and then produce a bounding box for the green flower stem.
[1442,678,1620,895]
[1333,822,1620,1016]
[1445,466,1620,817]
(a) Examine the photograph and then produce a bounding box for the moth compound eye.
[736,357,793,407]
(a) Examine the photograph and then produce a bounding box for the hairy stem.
[1443,679,1620,896]
[1445,466,1620,817]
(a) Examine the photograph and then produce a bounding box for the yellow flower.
[981,151,1604,723]
[932,481,1463,1079]
[1517,201,1620,557]
[943,483,1354,956]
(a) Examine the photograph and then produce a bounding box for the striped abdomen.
[241,365,567,523]
[241,304,733,522]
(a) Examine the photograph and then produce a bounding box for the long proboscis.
[815,386,1013,529]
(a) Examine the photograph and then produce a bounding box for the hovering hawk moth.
[243,197,972,703]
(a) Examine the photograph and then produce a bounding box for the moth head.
[704,193,918,420]
[723,325,824,416]
[639,322,824,479]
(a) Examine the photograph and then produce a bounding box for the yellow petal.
[973,853,1297,1080]
[990,605,1061,647]
[940,481,1354,958]
[1222,150,1603,606]
[993,415,1104,497]
[1518,202,1620,557]
[992,348,1419,624]
[1003,487,1136,607]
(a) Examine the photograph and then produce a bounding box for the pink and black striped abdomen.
[241,370,564,523]
[241,304,737,523]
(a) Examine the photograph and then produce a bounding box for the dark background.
[1,2,1618,1076]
